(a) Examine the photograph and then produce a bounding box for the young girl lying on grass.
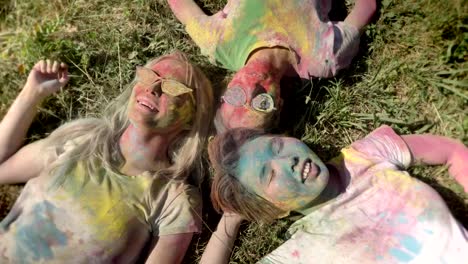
[168,0,376,131]
[204,126,468,263]
[0,52,213,263]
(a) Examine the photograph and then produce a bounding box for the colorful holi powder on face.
[235,136,329,211]
[219,58,282,130]
[129,55,197,132]
[128,81,195,132]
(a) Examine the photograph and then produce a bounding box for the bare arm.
[344,0,377,32]
[166,0,207,25]
[0,60,68,184]
[200,213,243,264]
[402,134,468,192]
[145,233,193,264]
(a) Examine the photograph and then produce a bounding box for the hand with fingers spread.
[24,59,69,100]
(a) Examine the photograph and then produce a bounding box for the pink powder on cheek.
[229,59,282,99]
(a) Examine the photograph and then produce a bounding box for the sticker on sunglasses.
[252,93,275,112]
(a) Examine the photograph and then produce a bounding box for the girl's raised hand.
[24,59,69,100]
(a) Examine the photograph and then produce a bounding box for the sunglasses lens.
[136,67,158,85]
[161,80,193,97]
[222,86,246,106]
[252,93,275,112]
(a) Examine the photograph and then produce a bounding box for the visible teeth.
[302,161,311,179]
[139,101,154,110]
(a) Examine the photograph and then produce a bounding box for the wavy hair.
[208,128,286,223]
[45,51,213,186]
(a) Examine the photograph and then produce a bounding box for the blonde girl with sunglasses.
[0,52,213,263]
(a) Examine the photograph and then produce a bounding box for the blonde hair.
[45,51,213,186]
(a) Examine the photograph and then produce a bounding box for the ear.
[276,210,291,219]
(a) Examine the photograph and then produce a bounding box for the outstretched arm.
[0,60,69,184]
[167,0,207,25]
[166,0,225,58]
[402,134,468,192]
[344,0,377,32]
[200,213,244,264]
[145,233,193,264]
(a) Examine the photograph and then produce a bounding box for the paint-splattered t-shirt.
[185,0,359,78]
[0,140,201,263]
[259,125,468,264]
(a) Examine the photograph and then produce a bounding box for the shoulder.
[344,125,412,169]
[148,178,202,236]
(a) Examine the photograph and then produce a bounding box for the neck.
[246,47,294,79]
[119,123,180,176]
[298,164,345,215]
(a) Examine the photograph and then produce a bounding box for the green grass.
[0,0,467,263]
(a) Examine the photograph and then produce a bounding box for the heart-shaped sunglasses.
[135,66,195,102]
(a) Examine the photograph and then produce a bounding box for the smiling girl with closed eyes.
[203,126,468,263]
[0,52,213,263]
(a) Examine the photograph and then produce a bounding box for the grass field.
[0,0,467,263]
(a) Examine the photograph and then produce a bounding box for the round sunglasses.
[221,86,276,113]
[135,66,194,102]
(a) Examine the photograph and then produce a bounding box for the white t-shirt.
[259,126,468,264]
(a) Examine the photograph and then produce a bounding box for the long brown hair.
[208,128,286,223]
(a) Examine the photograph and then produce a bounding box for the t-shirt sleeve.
[151,185,202,237]
[185,15,222,64]
[350,125,412,170]
[257,231,329,264]
[332,21,360,72]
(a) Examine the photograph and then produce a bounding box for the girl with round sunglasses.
[168,0,376,132]
[204,126,468,263]
[0,52,213,263]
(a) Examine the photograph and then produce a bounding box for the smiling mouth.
[301,158,320,183]
[137,99,158,112]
